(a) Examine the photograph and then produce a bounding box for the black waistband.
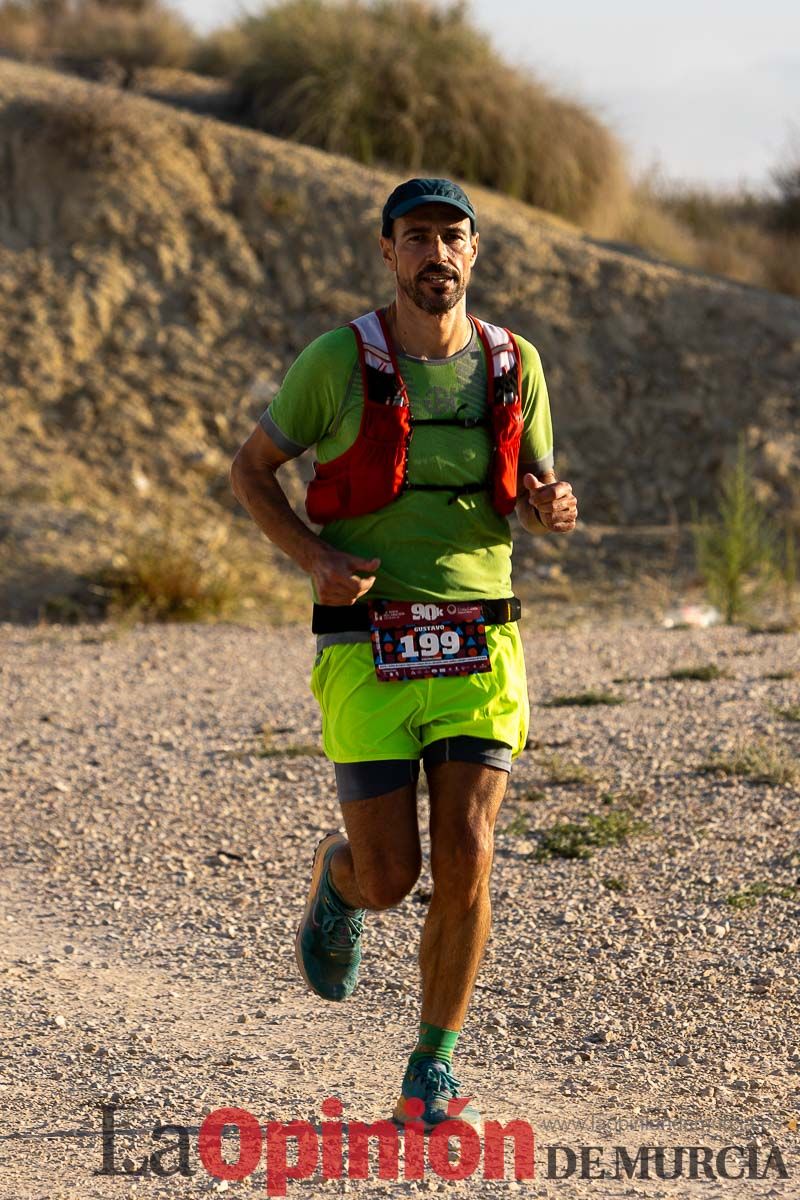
[312,596,521,634]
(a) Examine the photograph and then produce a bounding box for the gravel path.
[1,619,799,1198]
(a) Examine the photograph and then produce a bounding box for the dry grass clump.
[0,0,45,57]
[0,91,148,174]
[55,2,195,75]
[0,0,194,74]
[620,182,800,299]
[700,737,799,788]
[536,752,597,787]
[92,520,242,622]
[222,0,626,230]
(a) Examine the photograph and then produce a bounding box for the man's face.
[380,203,479,315]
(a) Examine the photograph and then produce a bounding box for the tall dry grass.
[620,181,800,298]
[0,0,194,73]
[3,0,799,297]
[221,0,627,231]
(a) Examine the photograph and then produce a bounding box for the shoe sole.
[294,831,347,999]
[391,1103,483,1135]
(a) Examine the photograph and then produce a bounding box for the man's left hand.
[519,473,578,533]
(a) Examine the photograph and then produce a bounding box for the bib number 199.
[368,599,491,682]
[399,630,460,659]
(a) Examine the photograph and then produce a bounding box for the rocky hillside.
[1,60,799,617]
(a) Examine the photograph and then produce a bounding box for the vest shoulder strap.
[350,310,395,373]
[470,315,519,380]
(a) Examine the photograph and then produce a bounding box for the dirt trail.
[1,618,799,1197]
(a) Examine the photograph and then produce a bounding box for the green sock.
[409,1021,460,1066]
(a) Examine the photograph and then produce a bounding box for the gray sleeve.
[519,452,555,478]
[259,406,309,459]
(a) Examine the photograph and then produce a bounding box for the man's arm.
[515,467,578,535]
[230,424,380,605]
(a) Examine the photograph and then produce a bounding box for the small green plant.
[599,789,648,809]
[692,437,776,624]
[776,705,800,723]
[601,875,628,893]
[259,723,322,758]
[520,788,547,802]
[533,809,648,862]
[781,520,798,619]
[700,737,799,787]
[503,812,531,837]
[258,742,322,758]
[537,753,596,786]
[541,691,625,708]
[667,663,727,682]
[764,670,797,680]
[727,881,797,909]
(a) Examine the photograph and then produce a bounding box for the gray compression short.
[333,735,513,803]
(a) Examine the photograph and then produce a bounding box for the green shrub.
[224,0,626,229]
[534,809,648,862]
[692,437,776,624]
[772,153,800,234]
[666,664,727,682]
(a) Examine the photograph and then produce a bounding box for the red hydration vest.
[305,307,524,525]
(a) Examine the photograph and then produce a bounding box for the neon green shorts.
[310,621,530,763]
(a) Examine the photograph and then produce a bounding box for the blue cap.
[381,177,477,238]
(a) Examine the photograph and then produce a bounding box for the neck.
[384,296,472,360]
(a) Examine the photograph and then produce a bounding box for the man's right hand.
[310,546,381,605]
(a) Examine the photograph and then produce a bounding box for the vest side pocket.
[490,400,524,515]
[306,402,410,523]
[305,458,352,524]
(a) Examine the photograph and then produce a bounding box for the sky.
[171,0,800,191]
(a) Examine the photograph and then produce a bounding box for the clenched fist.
[518,473,578,534]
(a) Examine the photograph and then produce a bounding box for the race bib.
[368,600,492,682]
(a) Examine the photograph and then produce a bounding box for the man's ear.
[470,230,479,266]
[379,235,397,272]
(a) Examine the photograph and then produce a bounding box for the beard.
[398,268,468,314]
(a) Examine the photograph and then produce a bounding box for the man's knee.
[355,854,422,910]
[431,827,494,908]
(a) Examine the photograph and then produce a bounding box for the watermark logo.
[96,1101,791,1193]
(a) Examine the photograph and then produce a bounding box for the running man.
[230,177,578,1130]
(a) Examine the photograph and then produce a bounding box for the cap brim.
[388,195,475,226]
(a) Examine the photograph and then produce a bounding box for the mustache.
[417,266,459,282]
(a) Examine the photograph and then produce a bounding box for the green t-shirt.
[261,318,554,602]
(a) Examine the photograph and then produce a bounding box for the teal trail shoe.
[295,832,365,1001]
[393,1056,482,1132]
